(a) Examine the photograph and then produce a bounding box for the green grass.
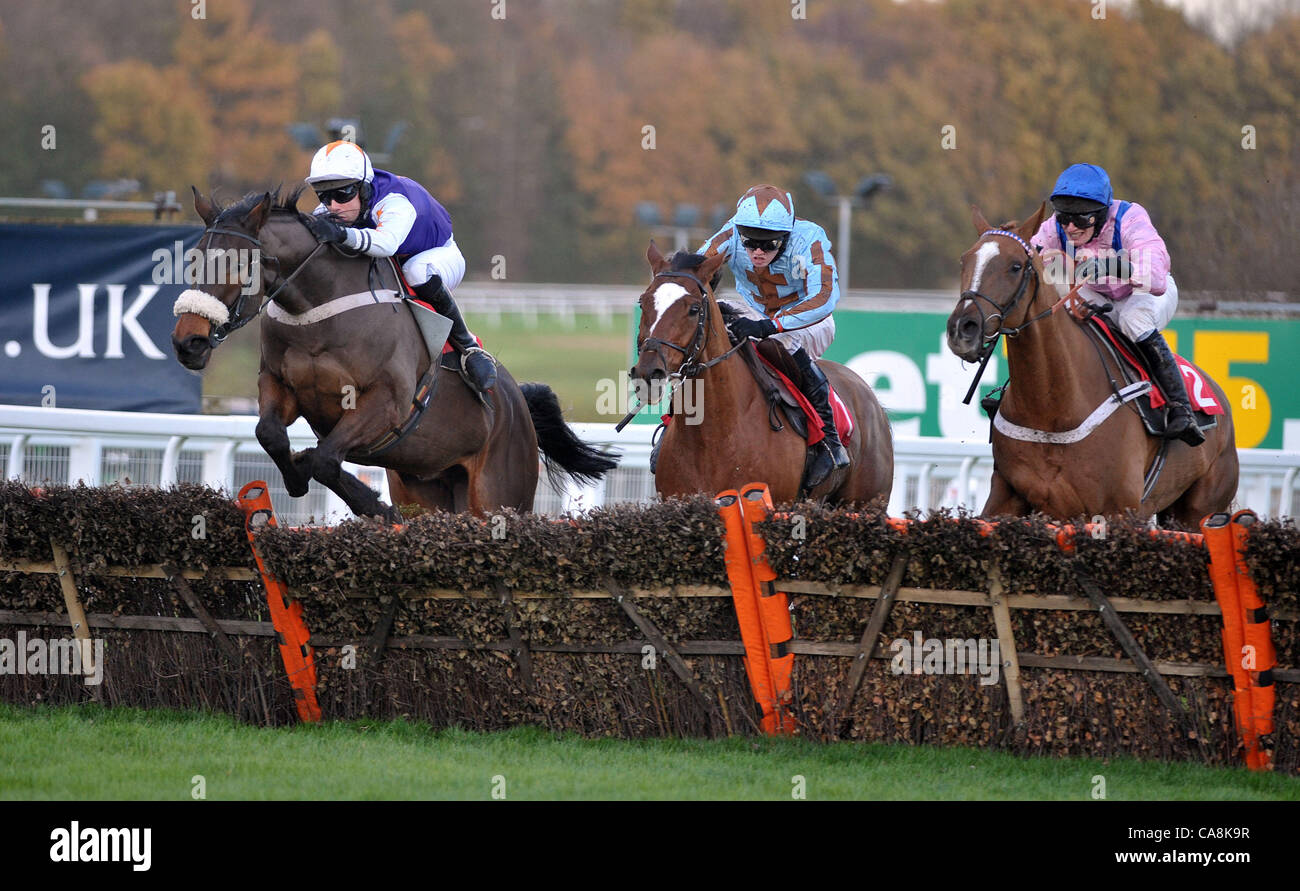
[203,312,629,422]
[1,704,1296,801]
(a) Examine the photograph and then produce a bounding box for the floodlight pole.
[836,196,852,291]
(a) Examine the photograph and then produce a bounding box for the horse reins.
[196,221,326,346]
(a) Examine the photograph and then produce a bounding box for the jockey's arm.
[314,193,417,258]
[772,236,839,330]
[1118,204,1171,295]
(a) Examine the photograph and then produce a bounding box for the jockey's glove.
[727,316,778,341]
[305,213,348,245]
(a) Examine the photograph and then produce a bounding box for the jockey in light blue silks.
[301,141,496,395]
[1030,163,1202,446]
[698,184,848,485]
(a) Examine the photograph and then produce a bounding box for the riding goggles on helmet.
[314,182,361,205]
[739,234,785,252]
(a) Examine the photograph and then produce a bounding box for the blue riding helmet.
[1051,163,1113,210]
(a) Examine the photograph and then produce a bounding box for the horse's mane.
[212,184,309,222]
[667,251,707,271]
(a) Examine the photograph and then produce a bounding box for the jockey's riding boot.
[412,276,497,395]
[793,347,851,475]
[1136,330,1205,447]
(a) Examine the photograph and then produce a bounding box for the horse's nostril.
[960,319,980,339]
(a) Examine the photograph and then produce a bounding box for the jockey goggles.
[1056,209,1104,231]
[314,182,361,205]
[739,234,786,252]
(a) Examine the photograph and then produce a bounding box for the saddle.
[1084,316,1224,438]
[740,340,810,440]
[720,305,853,446]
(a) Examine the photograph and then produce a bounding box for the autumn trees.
[0,0,1294,290]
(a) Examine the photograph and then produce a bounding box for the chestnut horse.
[945,203,1237,526]
[630,244,893,505]
[172,187,617,519]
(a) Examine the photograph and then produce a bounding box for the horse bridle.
[958,228,1047,351]
[637,270,749,381]
[195,220,325,346]
[958,227,1119,406]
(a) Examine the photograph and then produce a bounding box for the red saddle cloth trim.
[755,353,855,445]
[1088,318,1224,415]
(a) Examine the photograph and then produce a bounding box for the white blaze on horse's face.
[965,240,1003,299]
[645,282,690,338]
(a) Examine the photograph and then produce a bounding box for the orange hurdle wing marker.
[237,481,322,724]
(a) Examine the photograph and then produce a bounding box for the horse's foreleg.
[981,469,1029,517]
[255,374,310,498]
[296,397,401,521]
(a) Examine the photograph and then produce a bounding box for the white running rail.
[2,404,1297,525]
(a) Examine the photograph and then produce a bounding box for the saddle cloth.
[1086,316,1224,437]
[753,348,854,446]
[391,259,483,354]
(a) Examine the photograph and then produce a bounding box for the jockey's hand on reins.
[304,214,347,245]
[728,317,778,342]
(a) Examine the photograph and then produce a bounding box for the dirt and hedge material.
[1,485,1295,771]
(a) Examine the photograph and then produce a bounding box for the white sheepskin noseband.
[173,289,230,326]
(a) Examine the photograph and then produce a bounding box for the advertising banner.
[0,223,204,413]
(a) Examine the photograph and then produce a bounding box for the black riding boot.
[412,276,497,395]
[1136,330,1204,447]
[793,348,850,485]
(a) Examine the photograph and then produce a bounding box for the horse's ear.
[1017,200,1049,241]
[192,186,216,225]
[970,205,993,234]
[646,240,668,274]
[244,192,273,231]
[698,251,727,289]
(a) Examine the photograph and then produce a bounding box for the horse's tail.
[521,382,621,488]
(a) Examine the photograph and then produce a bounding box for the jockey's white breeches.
[1080,275,1179,342]
[720,299,836,358]
[401,237,466,291]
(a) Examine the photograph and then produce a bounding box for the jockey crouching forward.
[1031,163,1201,446]
[302,140,496,395]
[699,183,848,485]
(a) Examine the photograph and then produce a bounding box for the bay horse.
[945,203,1238,526]
[171,186,617,519]
[630,243,893,505]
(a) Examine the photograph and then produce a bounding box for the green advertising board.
[628,306,1299,450]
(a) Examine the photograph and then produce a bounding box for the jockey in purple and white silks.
[302,140,496,394]
[698,183,849,483]
[1030,163,1202,446]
